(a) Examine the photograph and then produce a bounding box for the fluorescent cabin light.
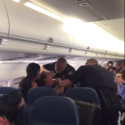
[63,18,124,54]
[13,0,20,2]
[24,2,62,21]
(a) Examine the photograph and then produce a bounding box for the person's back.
[19,77,32,102]
[78,64,117,95]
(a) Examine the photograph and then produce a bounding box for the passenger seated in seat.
[0,96,17,125]
[106,61,113,70]
[19,63,41,102]
[115,72,125,105]
[109,67,116,78]
[36,72,64,95]
[5,90,25,110]
[5,91,27,125]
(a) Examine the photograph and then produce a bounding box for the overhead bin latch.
[85,46,90,54]
[47,37,54,43]
[104,50,107,56]
[69,48,73,53]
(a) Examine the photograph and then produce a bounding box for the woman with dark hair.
[0,96,17,125]
[19,63,41,102]
[4,90,25,110]
[0,90,27,125]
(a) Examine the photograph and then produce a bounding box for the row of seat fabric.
[0,87,101,125]
[0,87,100,105]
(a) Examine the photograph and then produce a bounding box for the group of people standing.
[0,58,124,125]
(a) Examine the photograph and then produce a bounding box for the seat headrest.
[32,96,79,125]
[0,87,20,94]
[65,87,100,104]
[27,87,57,105]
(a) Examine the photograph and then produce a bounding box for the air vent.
[79,2,89,7]
[75,0,84,2]
[75,0,89,7]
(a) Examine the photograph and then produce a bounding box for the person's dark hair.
[109,67,116,71]
[116,72,124,80]
[19,63,40,102]
[87,58,98,64]
[5,90,22,109]
[26,63,40,79]
[0,96,17,124]
[108,61,113,66]
[36,74,46,87]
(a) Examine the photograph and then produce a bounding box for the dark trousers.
[100,102,121,125]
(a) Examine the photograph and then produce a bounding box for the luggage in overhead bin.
[74,100,101,125]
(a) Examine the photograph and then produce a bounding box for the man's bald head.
[86,58,98,65]
[56,58,67,73]
[57,58,67,65]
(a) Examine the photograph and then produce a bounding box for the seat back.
[27,87,57,125]
[32,96,79,125]
[0,87,20,94]
[65,87,101,125]
[27,87,57,105]
[65,87,100,105]
[16,104,28,125]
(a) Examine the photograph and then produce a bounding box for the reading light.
[24,2,62,21]
[13,0,20,2]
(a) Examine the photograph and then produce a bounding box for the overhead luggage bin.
[4,0,74,46]
[0,0,9,37]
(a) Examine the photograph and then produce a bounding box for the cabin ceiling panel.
[31,0,124,22]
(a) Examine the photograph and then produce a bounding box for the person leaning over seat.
[19,63,41,102]
[55,58,121,125]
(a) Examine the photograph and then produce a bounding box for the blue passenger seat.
[0,87,20,94]
[27,87,57,125]
[32,96,79,125]
[65,87,100,104]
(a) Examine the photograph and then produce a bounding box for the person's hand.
[53,78,61,86]
[55,85,64,95]
[49,71,55,77]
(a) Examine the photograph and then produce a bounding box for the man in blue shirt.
[115,72,125,105]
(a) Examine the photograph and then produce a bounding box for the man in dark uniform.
[56,58,121,125]
[41,58,75,80]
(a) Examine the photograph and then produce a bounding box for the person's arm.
[41,65,50,72]
[58,66,92,87]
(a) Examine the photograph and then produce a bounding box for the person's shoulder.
[19,77,29,87]
[44,62,55,66]
[93,64,104,69]
[50,62,55,65]
[67,64,75,71]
